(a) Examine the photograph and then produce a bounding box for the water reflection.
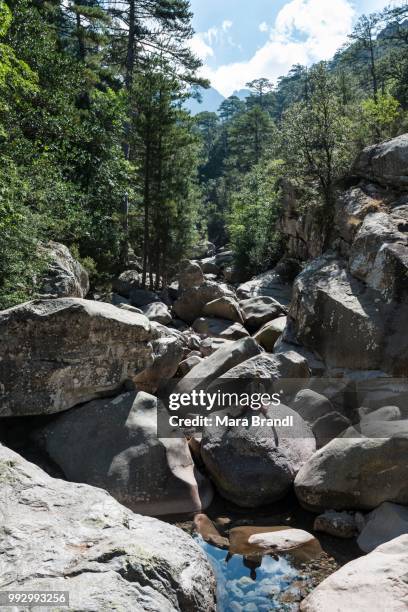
[195,535,306,612]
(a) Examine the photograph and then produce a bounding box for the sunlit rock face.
[0,298,153,416]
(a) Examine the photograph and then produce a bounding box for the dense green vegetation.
[197,4,408,275]
[1,1,408,307]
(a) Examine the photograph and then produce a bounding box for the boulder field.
[1,134,408,609]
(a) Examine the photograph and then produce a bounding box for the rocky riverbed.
[0,134,408,610]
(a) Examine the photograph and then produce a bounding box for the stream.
[195,535,310,611]
[176,494,361,612]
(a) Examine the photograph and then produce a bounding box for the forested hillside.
[1,0,408,308]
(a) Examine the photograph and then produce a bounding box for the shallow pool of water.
[195,535,311,612]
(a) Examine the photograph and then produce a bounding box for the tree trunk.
[120,0,137,266]
[142,137,151,288]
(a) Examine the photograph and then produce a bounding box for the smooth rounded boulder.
[0,298,152,417]
[112,270,141,297]
[295,436,408,511]
[254,316,287,351]
[201,405,315,508]
[203,296,243,323]
[173,281,234,323]
[176,336,263,395]
[141,301,172,325]
[240,296,287,331]
[0,445,216,611]
[178,260,204,291]
[300,535,408,612]
[192,317,249,340]
[34,391,213,517]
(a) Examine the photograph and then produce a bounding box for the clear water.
[195,535,306,612]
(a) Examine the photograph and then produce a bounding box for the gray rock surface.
[300,535,408,612]
[134,333,184,394]
[240,296,287,331]
[295,436,408,511]
[357,502,408,553]
[0,298,152,417]
[178,260,204,292]
[334,186,384,244]
[0,444,216,611]
[290,255,391,372]
[129,288,160,308]
[176,337,263,394]
[219,351,310,382]
[254,316,287,351]
[177,354,202,376]
[314,511,358,539]
[352,133,408,187]
[292,390,350,448]
[192,317,249,340]
[173,281,234,323]
[113,270,141,297]
[236,269,292,305]
[199,337,233,357]
[201,405,315,508]
[142,301,172,325]
[38,241,89,298]
[202,296,243,323]
[34,391,213,517]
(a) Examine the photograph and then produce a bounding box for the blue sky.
[189,0,398,96]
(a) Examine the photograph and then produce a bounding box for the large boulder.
[237,269,292,305]
[134,329,184,394]
[178,260,205,292]
[289,254,398,372]
[112,270,141,297]
[200,257,220,275]
[314,510,358,539]
[141,301,172,325]
[199,337,233,357]
[173,281,234,323]
[0,445,215,611]
[129,288,160,308]
[201,405,315,508]
[0,299,152,417]
[294,436,408,511]
[202,296,243,323]
[334,185,384,244]
[38,241,89,298]
[292,389,351,449]
[219,351,310,382]
[175,337,263,394]
[192,317,249,340]
[349,210,407,291]
[300,535,408,612]
[352,133,408,188]
[34,391,212,517]
[357,502,408,553]
[240,296,287,331]
[254,316,287,351]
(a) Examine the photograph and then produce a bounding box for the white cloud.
[201,0,355,97]
[189,32,214,60]
[259,21,269,33]
[190,20,235,61]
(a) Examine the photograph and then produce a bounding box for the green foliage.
[281,63,355,214]
[2,0,408,306]
[0,0,204,305]
[228,160,284,276]
[361,92,401,140]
